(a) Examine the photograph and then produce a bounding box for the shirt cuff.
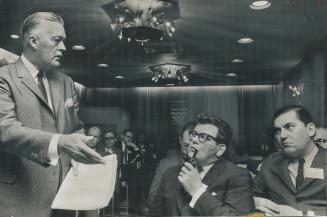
[303,211,315,216]
[189,183,208,208]
[48,134,60,166]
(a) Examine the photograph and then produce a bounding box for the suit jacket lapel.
[301,148,326,190]
[15,59,51,111]
[279,156,297,194]
[202,158,225,187]
[47,72,61,117]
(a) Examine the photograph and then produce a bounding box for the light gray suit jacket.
[0,58,83,217]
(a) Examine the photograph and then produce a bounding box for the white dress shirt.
[189,164,214,207]
[288,145,318,187]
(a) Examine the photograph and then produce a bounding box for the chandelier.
[102,0,180,43]
[149,63,191,84]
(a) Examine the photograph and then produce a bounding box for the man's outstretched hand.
[58,133,105,164]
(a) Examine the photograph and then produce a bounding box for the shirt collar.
[200,164,214,178]
[303,145,318,164]
[289,144,318,165]
[21,54,39,81]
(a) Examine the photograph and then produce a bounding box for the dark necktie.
[124,145,128,164]
[296,158,305,190]
[37,71,47,101]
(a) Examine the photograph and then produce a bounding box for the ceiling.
[0,0,327,87]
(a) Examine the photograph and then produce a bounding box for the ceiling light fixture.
[231,59,244,63]
[115,75,124,79]
[149,63,191,84]
[250,1,271,10]
[102,0,180,43]
[72,45,86,51]
[238,37,253,44]
[226,73,237,77]
[10,34,19,39]
[97,63,109,68]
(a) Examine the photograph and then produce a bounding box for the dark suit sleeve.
[147,161,166,206]
[149,168,166,216]
[252,161,268,198]
[193,169,255,216]
[0,75,53,166]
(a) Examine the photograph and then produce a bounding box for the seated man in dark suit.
[253,105,326,216]
[150,113,254,216]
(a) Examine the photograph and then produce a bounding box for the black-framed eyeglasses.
[105,136,115,140]
[315,138,327,144]
[189,130,219,143]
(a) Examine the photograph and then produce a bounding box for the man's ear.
[178,136,182,145]
[28,34,38,49]
[216,144,226,157]
[306,122,316,137]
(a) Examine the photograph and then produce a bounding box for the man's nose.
[280,129,287,139]
[59,41,66,51]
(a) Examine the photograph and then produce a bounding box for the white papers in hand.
[51,154,117,210]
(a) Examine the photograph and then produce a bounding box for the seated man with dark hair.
[150,113,254,216]
[253,105,326,216]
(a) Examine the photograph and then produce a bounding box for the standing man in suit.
[150,113,254,216]
[118,129,143,214]
[0,12,104,217]
[253,105,326,216]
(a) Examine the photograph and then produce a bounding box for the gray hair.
[20,12,64,46]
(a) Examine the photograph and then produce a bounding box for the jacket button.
[296,197,302,203]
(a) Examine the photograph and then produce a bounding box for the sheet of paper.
[51,154,117,210]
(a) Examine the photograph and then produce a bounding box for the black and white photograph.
[0,0,326,216]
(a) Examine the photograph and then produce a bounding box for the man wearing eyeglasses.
[314,127,327,149]
[150,113,254,216]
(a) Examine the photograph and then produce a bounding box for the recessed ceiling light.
[97,63,109,68]
[226,73,237,77]
[231,59,244,63]
[10,34,19,39]
[238,38,254,44]
[250,1,271,10]
[115,75,124,79]
[72,45,86,51]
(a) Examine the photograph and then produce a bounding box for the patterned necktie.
[37,71,47,101]
[296,158,305,190]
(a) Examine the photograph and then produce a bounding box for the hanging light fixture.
[102,0,180,43]
[149,63,191,84]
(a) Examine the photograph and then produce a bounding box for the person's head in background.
[136,131,147,146]
[189,113,233,167]
[122,129,134,144]
[314,127,327,149]
[104,130,116,149]
[179,121,195,158]
[20,12,66,71]
[273,131,282,152]
[273,105,316,158]
[87,126,102,149]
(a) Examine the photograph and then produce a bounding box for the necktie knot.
[298,158,305,164]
